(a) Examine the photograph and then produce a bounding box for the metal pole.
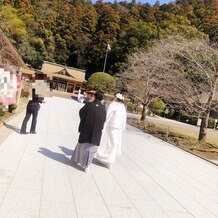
[103,49,108,73]
[214,119,217,130]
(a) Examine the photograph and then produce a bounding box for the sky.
[95,0,174,5]
[147,0,173,4]
[136,0,173,4]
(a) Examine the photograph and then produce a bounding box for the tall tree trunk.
[198,112,209,143]
[198,73,218,142]
[141,104,147,121]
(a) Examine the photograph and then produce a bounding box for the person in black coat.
[20,89,45,134]
[71,90,106,172]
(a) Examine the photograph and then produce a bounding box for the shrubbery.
[87,72,116,92]
[179,113,198,125]
[149,99,165,115]
[8,104,17,113]
[172,112,216,128]
[0,109,6,117]
[11,104,17,111]
[126,102,136,112]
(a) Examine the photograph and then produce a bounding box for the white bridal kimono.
[97,101,127,165]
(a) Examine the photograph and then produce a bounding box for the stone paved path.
[1,96,218,217]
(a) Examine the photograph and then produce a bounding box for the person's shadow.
[59,146,73,156]
[38,147,84,171]
[3,122,20,133]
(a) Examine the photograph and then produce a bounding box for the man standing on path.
[71,90,106,172]
[83,90,96,103]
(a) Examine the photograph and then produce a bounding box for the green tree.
[85,3,120,74]
[87,72,116,92]
[200,0,218,43]
[1,0,217,76]
[0,5,27,40]
[67,2,97,68]
[149,98,165,115]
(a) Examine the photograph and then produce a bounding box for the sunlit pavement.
[0,96,218,217]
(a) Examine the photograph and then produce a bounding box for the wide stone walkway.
[1,96,218,218]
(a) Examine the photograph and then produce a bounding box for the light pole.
[103,44,111,72]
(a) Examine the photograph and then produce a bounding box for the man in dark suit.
[20,89,45,134]
[71,90,106,172]
[83,90,95,103]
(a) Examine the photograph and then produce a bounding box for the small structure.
[21,68,35,80]
[40,61,86,93]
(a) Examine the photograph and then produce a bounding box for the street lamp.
[103,44,111,72]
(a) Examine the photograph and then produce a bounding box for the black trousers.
[21,104,39,133]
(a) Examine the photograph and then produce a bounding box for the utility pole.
[103,44,111,72]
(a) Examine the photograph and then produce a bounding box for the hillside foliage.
[0,0,217,78]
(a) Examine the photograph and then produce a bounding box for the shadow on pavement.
[92,158,108,168]
[38,147,84,172]
[59,146,73,156]
[3,122,20,133]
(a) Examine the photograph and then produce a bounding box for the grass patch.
[128,118,218,161]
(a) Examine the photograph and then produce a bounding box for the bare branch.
[119,35,218,121]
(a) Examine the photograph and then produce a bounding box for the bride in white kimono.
[97,93,127,169]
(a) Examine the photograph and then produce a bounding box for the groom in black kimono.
[71,90,106,172]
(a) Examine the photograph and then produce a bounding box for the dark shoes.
[20,131,37,134]
[20,131,28,134]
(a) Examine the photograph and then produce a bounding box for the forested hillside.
[0,0,217,78]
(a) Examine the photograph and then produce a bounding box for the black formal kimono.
[71,100,106,169]
[78,100,106,146]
